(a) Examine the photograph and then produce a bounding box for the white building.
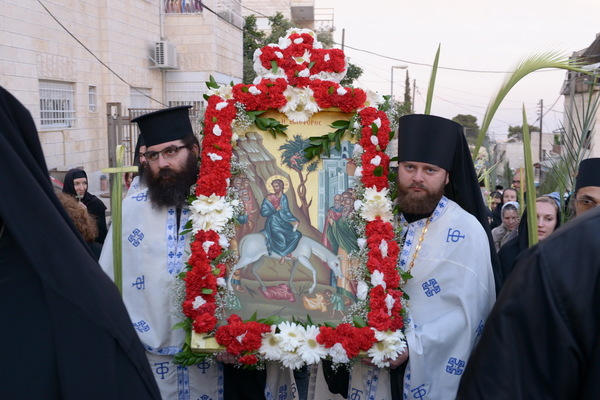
[1,0,243,188]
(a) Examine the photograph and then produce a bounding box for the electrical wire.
[36,0,167,106]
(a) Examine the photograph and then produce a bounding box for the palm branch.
[474,52,588,160]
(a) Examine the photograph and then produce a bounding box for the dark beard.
[146,152,199,208]
[397,182,445,215]
[137,162,146,186]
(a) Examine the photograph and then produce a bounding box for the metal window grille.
[130,88,151,109]
[39,80,75,128]
[88,86,97,112]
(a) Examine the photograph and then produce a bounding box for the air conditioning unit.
[154,41,177,69]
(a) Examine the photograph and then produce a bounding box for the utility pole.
[538,99,543,161]
[412,79,416,113]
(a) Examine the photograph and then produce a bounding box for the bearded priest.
[324,114,498,400]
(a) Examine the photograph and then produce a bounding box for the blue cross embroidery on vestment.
[476,320,484,338]
[128,228,144,247]
[446,357,466,375]
[422,278,441,297]
[133,320,150,333]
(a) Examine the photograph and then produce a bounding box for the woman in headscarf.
[491,201,520,251]
[490,188,518,229]
[62,168,108,244]
[497,193,562,291]
[0,86,160,399]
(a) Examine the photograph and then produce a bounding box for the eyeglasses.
[143,145,188,162]
[576,197,599,211]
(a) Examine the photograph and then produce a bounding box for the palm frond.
[521,109,538,247]
[473,52,588,159]
[424,45,441,115]
[538,77,599,222]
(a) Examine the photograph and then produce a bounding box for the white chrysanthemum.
[218,234,230,249]
[202,240,214,253]
[189,195,235,233]
[356,280,369,300]
[337,87,348,96]
[278,37,292,49]
[360,199,394,222]
[354,166,363,177]
[212,125,222,136]
[352,143,364,157]
[379,239,388,258]
[280,349,305,369]
[215,101,229,111]
[259,328,283,360]
[276,321,303,352]
[248,86,262,95]
[279,86,321,122]
[353,199,363,211]
[208,152,223,162]
[371,270,386,288]
[360,88,385,109]
[192,295,206,309]
[294,50,311,65]
[217,277,226,287]
[329,343,350,364]
[207,84,233,100]
[370,135,379,146]
[356,238,367,250]
[370,155,382,166]
[368,330,407,368]
[298,325,328,364]
[363,187,390,203]
[373,117,382,128]
[298,68,310,77]
[324,53,331,62]
[385,294,395,315]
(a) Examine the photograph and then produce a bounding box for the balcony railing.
[164,0,203,14]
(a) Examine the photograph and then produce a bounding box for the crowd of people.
[3,82,600,399]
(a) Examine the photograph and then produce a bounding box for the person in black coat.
[457,207,600,399]
[62,168,108,244]
[0,86,161,399]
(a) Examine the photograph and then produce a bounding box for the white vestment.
[100,188,298,399]
[100,188,222,400]
[346,197,495,400]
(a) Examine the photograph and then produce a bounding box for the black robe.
[0,86,161,399]
[457,207,600,399]
[62,168,108,244]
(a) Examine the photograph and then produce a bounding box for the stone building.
[1,0,243,188]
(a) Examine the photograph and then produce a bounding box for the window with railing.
[88,85,97,112]
[39,80,75,128]
[164,0,204,14]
